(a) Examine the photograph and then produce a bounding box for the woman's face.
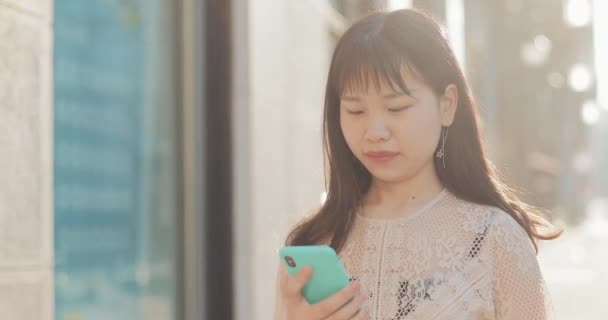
[339,66,457,183]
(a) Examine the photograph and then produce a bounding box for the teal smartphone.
[279,245,350,304]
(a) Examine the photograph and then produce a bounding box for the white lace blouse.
[336,189,553,319]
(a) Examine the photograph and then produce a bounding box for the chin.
[368,169,410,183]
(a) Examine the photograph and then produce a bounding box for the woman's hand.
[279,265,369,320]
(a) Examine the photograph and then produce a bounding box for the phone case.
[279,245,350,304]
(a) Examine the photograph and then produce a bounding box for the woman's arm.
[489,211,554,320]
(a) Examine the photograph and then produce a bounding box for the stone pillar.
[248,1,340,319]
[0,1,53,319]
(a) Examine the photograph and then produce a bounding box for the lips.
[363,151,400,163]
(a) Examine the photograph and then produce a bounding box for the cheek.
[340,116,360,149]
[394,110,442,154]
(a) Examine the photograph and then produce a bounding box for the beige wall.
[0,0,53,319]
[248,1,345,319]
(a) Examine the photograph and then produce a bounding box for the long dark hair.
[287,9,561,253]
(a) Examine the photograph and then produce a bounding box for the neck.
[362,162,444,218]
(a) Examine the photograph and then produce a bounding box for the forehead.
[340,64,423,97]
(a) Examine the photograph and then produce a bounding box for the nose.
[364,114,391,142]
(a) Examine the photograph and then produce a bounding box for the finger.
[284,265,313,300]
[311,281,361,318]
[324,292,367,320]
[278,262,289,286]
[353,303,369,320]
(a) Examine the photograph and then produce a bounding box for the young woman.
[275,9,561,320]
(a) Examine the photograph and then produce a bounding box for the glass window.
[53,1,180,319]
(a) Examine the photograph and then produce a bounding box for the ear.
[439,84,458,127]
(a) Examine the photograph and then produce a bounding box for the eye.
[388,105,413,113]
[346,110,364,115]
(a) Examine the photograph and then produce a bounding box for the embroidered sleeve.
[488,211,553,320]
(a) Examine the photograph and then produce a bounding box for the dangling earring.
[436,127,449,169]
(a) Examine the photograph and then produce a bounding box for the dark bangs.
[329,22,415,98]
[328,10,460,101]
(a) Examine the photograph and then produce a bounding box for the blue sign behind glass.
[54,1,178,319]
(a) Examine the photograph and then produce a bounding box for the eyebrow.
[341,91,414,102]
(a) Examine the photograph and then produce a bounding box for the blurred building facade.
[1,0,606,320]
[52,1,182,319]
[1,0,194,319]
[473,0,596,225]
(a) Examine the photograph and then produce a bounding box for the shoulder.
[484,208,539,274]
[446,193,529,241]
[446,193,535,258]
[459,200,533,253]
[445,194,502,233]
[487,208,531,245]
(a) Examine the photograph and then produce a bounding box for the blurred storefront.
[50,0,222,319]
[1,0,606,319]
[53,0,182,319]
[52,0,238,318]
